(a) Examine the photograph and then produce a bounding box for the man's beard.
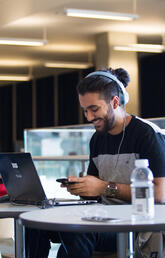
[94,105,115,134]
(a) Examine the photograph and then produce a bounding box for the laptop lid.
[0,152,47,205]
[0,152,98,207]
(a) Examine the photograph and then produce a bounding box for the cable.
[115,105,126,168]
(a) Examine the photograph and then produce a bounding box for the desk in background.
[0,203,39,258]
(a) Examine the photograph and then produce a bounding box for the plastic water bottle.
[130,159,154,221]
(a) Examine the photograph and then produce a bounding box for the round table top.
[20,204,165,233]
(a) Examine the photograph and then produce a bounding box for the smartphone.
[81,216,121,222]
[56,178,76,185]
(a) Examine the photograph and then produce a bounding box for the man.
[26,67,165,257]
[66,68,165,204]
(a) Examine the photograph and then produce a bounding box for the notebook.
[0,152,97,207]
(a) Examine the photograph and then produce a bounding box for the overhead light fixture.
[0,38,47,46]
[0,59,41,67]
[44,61,93,69]
[113,44,165,53]
[65,8,139,21]
[0,74,31,81]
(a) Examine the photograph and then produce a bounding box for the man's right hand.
[65,175,108,197]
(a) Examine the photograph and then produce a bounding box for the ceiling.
[0,0,165,79]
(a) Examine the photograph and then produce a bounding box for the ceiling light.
[65,8,139,21]
[0,74,31,81]
[0,59,40,67]
[0,38,47,46]
[44,61,93,69]
[113,44,165,53]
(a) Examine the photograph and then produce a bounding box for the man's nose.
[85,110,95,122]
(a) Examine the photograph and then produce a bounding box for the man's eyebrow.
[82,105,99,110]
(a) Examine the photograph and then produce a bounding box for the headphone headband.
[86,71,129,105]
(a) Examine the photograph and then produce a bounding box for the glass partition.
[24,127,94,156]
[148,117,165,129]
[24,126,95,199]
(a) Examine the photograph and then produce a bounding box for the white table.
[0,203,39,258]
[20,204,165,257]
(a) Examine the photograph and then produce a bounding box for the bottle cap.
[135,159,149,167]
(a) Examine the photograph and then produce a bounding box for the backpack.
[0,182,7,196]
[135,232,165,258]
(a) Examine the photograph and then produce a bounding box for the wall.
[0,68,94,152]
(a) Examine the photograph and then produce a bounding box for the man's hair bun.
[109,68,130,88]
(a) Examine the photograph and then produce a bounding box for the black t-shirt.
[87,115,165,184]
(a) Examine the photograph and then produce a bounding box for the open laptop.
[0,152,97,207]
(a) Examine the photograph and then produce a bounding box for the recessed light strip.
[0,38,48,46]
[113,44,165,53]
[65,8,139,21]
[44,62,93,69]
[0,75,31,81]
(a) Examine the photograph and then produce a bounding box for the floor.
[0,238,59,258]
[48,243,60,258]
[0,238,14,258]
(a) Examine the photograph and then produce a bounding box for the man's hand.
[63,175,108,197]
[60,175,132,201]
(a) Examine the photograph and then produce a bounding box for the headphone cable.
[115,106,126,168]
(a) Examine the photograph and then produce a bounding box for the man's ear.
[111,96,120,109]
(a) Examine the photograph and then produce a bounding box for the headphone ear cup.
[119,90,129,106]
[124,91,129,105]
[119,92,125,106]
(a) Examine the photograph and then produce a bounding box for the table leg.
[117,232,135,258]
[14,219,25,258]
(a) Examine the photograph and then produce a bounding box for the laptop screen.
[0,152,46,204]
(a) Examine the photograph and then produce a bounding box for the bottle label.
[131,186,154,218]
[136,187,149,198]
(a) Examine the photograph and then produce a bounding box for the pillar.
[95,32,140,116]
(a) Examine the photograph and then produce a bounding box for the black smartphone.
[56,178,76,185]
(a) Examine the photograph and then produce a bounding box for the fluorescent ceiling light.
[0,38,47,46]
[65,8,139,21]
[0,74,31,81]
[44,61,93,69]
[0,59,40,67]
[113,44,165,53]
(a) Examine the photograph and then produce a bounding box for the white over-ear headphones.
[86,71,129,105]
